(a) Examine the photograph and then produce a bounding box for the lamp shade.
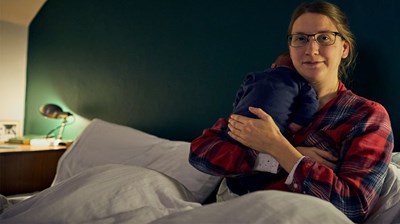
[39,104,72,119]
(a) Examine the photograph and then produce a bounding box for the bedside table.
[0,143,67,196]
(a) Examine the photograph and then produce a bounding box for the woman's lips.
[302,61,323,67]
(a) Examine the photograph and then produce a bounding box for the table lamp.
[39,104,73,140]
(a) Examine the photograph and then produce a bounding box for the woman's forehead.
[291,13,338,34]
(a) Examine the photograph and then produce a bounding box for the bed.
[1,119,399,223]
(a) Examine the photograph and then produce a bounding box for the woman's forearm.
[268,139,303,173]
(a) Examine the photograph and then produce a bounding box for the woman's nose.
[305,39,320,55]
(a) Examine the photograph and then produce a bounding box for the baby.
[224,53,318,174]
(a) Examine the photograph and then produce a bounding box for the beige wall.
[0,0,46,136]
[0,21,28,134]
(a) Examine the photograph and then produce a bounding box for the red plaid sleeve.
[189,118,258,177]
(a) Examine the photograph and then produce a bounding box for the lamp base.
[57,139,74,147]
[50,139,73,147]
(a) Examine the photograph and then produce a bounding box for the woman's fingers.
[228,113,258,146]
[228,115,243,131]
[230,107,270,122]
[227,123,247,145]
[315,149,338,162]
[322,160,336,169]
[297,147,338,169]
[248,107,271,121]
[227,116,244,142]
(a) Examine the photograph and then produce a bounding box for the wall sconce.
[39,104,73,140]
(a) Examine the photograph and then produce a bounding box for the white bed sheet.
[0,164,201,224]
[52,119,221,203]
[151,190,354,224]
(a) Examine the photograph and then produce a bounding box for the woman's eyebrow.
[291,30,338,35]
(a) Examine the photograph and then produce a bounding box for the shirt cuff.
[253,153,280,174]
[285,156,305,185]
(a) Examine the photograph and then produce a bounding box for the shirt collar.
[338,81,347,93]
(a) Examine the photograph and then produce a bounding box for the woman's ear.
[342,41,350,59]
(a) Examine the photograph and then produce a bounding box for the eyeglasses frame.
[287,32,342,48]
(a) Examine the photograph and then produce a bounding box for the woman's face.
[289,13,349,86]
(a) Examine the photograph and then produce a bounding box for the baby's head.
[271,52,295,70]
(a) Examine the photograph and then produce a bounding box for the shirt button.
[294,184,298,189]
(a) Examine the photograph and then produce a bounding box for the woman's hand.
[228,107,284,154]
[228,107,303,172]
[296,147,338,169]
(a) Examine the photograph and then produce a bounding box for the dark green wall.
[25,0,399,150]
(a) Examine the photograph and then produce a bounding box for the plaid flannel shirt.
[189,82,394,222]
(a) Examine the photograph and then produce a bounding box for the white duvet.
[0,164,353,224]
[1,165,201,223]
[1,163,399,224]
[1,119,399,223]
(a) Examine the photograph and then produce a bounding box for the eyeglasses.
[287,32,342,47]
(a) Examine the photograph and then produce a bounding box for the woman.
[189,1,394,222]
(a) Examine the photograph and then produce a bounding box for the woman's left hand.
[228,107,286,155]
[296,147,338,169]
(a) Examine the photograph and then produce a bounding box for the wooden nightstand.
[0,143,67,196]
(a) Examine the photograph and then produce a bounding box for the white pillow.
[53,118,221,203]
